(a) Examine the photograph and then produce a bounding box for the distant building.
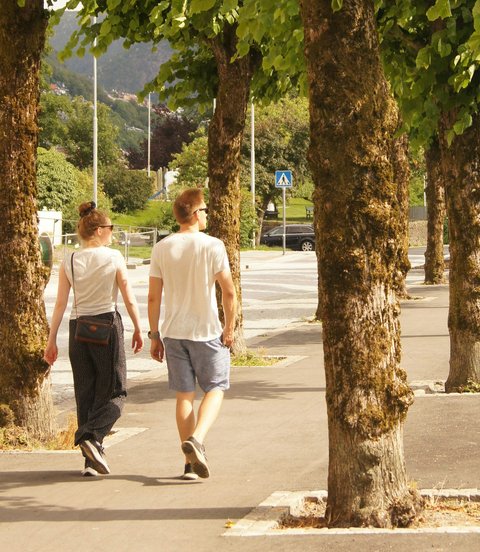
[38,209,62,246]
[49,82,69,95]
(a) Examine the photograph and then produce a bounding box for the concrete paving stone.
[1,254,479,551]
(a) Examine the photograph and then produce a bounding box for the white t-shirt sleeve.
[149,244,163,279]
[113,249,127,271]
[213,240,230,275]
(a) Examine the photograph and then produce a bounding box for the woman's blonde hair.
[77,201,109,241]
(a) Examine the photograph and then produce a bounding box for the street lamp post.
[147,93,151,177]
[251,101,255,248]
[92,16,98,204]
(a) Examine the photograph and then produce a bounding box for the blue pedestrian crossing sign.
[275,170,293,188]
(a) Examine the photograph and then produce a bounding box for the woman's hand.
[131,330,144,354]
[43,341,58,365]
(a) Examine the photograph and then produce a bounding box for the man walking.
[148,188,236,480]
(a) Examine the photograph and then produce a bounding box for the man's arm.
[147,275,165,362]
[215,269,237,348]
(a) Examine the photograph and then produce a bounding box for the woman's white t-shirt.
[149,232,230,341]
[64,247,125,319]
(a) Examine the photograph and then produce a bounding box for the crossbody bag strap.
[70,252,80,320]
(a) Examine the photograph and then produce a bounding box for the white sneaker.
[79,439,110,475]
[182,463,199,481]
[81,459,98,477]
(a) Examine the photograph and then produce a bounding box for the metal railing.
[52,226,167,265]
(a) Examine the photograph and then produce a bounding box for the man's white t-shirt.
[149,232,230,341]
[64,247,125,318]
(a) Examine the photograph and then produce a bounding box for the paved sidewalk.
[1,283,479,551]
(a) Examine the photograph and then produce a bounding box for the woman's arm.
[43,264,71,365]
[116,265,144,353]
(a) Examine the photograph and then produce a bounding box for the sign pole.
[274,170,293,256]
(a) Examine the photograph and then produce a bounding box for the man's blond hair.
[173,188,204,224]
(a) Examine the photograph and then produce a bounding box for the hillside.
[50,10,172,94]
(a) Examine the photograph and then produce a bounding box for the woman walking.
[44,202,143,476]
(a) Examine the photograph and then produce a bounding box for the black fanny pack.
[71,253,115,346]
[75,314,114,346]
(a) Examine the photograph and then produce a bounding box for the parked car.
[260,224,315,251]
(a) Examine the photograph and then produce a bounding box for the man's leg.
[176,391,196,445]
[180,338,229,478]
[181,389,224,479]
[191,388,224,444]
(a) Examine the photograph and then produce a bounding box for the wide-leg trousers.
[69,311,127,446]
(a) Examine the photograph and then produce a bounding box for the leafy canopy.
[378,0,480,146]
[58,1,304,108]
[240,96,311,209]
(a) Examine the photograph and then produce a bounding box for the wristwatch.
[148,330,161,340]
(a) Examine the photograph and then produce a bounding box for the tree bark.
[424,139,445,285]
[0,1,55,440]
[392,131,411,298]
[300,0,421,527]
[207,25,261,354]
[313,198,323,321]
[439,113,480,391]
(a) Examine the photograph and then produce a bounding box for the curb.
[224,489,480,537]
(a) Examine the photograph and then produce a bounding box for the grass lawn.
[111,197,314,229]
[111,201,166,229]
[277,197,313,223]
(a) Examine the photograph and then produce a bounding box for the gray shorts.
[163,337,230,393]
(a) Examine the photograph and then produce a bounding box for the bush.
[240,189,258,248]
[101,165,154,213]
[37,148,77,210]
[37,148,113,234]
[144,201,179,234]
[62,170,113,233]
[145,190,256,248]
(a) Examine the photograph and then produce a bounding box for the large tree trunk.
[440,113,480,391]
[300,0,421,527]
[392,132,411,298]
[0,1,55,441]
[424,139,445,285]
[314,198,323,321]
[207,25,261,355]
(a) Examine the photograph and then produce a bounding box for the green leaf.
[473,0,480,30]
[331,0,343,12]
[426,0,452,21]
[107,0,122,9]
[468,32,480,56]
[190,0,217,15]
[99,19,112,36]
[416,47,431,69]
[236,41,250,58]
[453,111,473,136]
[438,38,452,57]
[222,0,238,12]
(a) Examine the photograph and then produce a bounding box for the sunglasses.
[97,225,114,231]
[194,208,209,215]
